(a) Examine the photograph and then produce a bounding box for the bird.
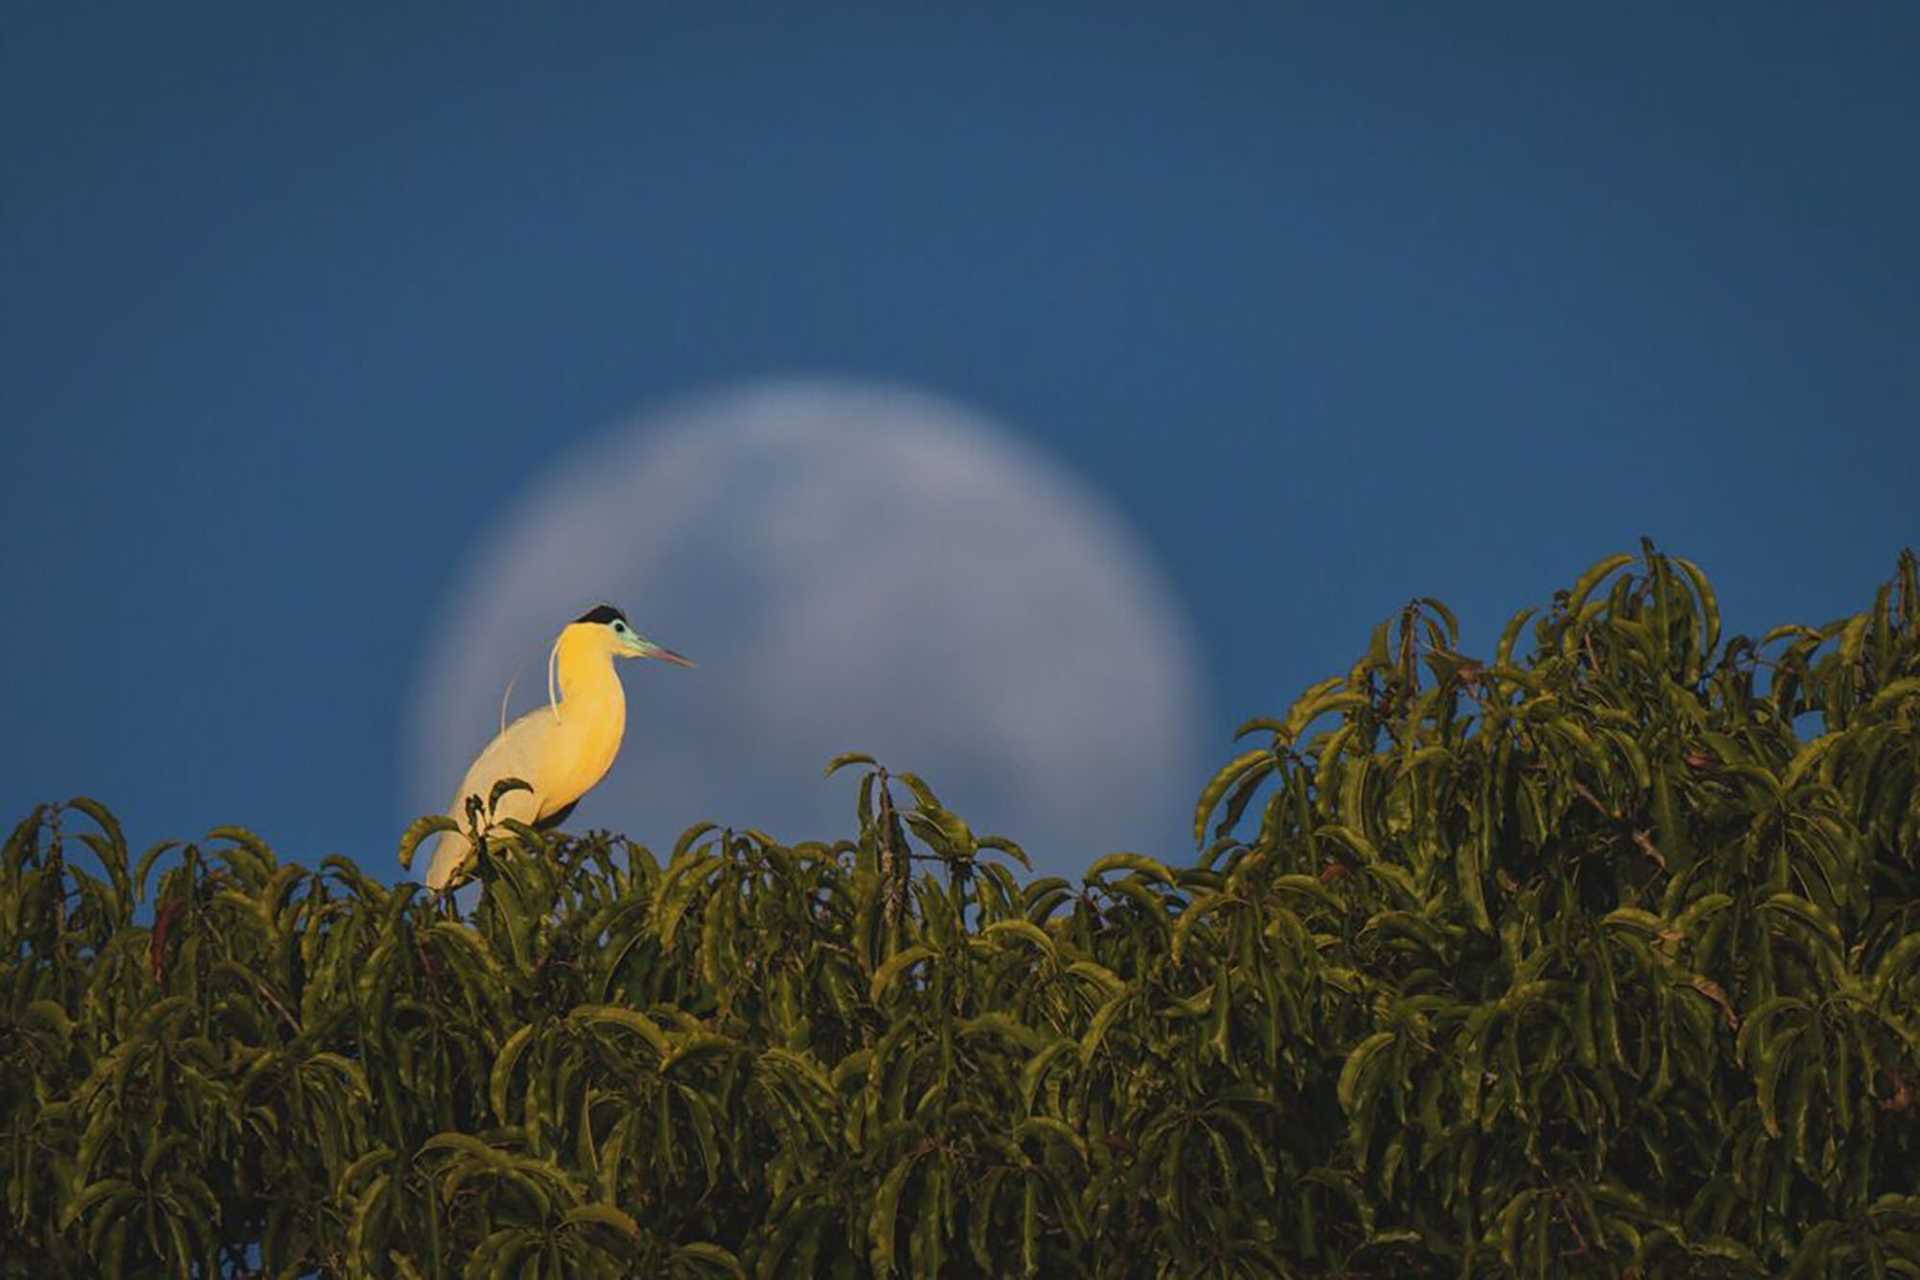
[420,604,692,890]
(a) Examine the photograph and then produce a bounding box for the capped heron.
[421,604,692,890]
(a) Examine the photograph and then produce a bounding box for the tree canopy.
[4,544,1919,1278]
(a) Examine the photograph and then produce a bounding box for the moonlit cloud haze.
[407,382,1208,875]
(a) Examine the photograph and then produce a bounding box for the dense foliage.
[5,545,1920,1278]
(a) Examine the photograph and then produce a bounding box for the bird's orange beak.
[648,644,694,668]
[616,629,694,667]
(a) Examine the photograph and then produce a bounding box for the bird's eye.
[612,621,628,634]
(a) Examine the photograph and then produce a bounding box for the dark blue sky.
[4,3,1914,872]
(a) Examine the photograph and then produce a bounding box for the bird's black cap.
[574,604,629,627]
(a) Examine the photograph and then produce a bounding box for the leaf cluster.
[3,544,1919,1278]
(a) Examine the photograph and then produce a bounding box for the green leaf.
[868,1154,917,1276]
[396,814,460,872]
[671,1241,744,1277]
[1873,932,1920,997]
[1569,552,1636,616]
[562,1202,644,1241]
[1673,554,1722,667]
[491,1023,536,1124]
[346,1172,392,1271]
[1338,1031,1397,1116]
[1459,805,1492,934]
[1080,988,1135,1063]
[568,1004,670,1061]
[983,919,1056,963]
[1755,1023,1807,1139]
[133,840,179,903]
[825,751,879,776]
[1082,852,1175,887]
[487,776,534,815]
[1867,676,1920,717]
[1193,748,1274,848]
[59,1178,134,1230]
[672,821,719,861]
[1495,607,1538,668]
[870,944,936,1002]
[975,835,1032,870]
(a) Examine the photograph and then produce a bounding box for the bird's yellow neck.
[551,623,627,719]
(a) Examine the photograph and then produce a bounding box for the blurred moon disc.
[405,380,1207,874]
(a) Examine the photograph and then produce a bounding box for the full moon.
[404,381,1208,877]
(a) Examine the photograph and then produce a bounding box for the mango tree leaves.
[4,547,1919,1277]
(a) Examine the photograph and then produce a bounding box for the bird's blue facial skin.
[607,620,691,666]
[607,619,648,657]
